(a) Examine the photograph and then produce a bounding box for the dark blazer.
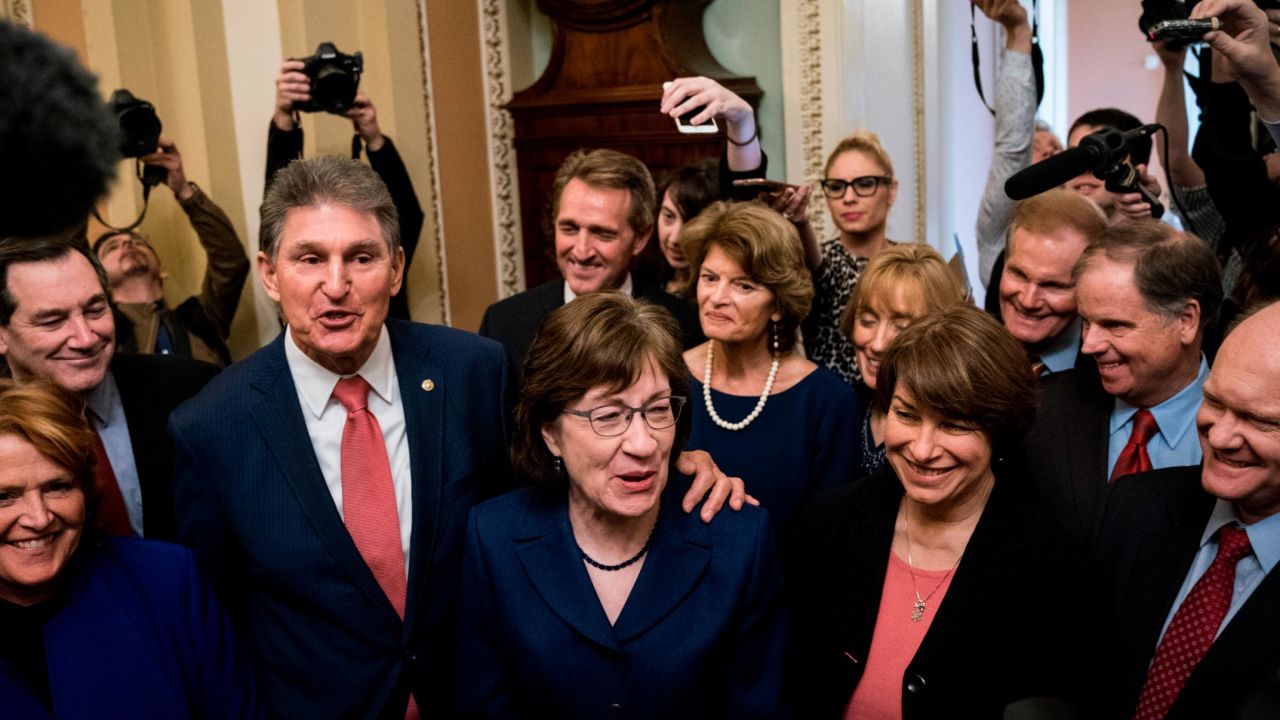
[171,320,510,719]
[1096,466,1280,720]
[109,352,218,541]
[455,484,788,719]
[785,465,1115,719]
[1022,362,1113,546]
[479,277,704,378]
[0,538,258,719]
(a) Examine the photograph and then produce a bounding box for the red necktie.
[1111,409,1159,482]
[90,428,134,537]
[1133,525,1253,720]
[333,376,406,618]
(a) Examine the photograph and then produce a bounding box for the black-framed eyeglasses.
[820,175,893,199]
[561,396,687,437]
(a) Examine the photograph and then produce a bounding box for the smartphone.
[1147,17,1220,43]
[663,81,719,135]
[731,178,796,193]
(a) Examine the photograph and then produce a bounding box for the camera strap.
[91,159,162,233]
[971,0,1044,116]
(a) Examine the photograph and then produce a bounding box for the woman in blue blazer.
[456,293,788,719]
[0,381,257,719]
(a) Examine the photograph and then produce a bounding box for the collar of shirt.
[1039,318,1082,374]
[1110,354,1208,447]
[1201,498,1280,576]
[84,370,121,427]
[563,272,633,304]
[283,325,396,418]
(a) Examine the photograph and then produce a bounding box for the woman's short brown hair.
[874,305,1036,454]
[840,243,967,339]
[0,378,97,521]
[512,293,690,486]
[679,201,813,351]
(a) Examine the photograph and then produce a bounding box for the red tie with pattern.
[90,428,134,536]
[1132,525,1253,720]
[1111,409,1158,482]
[333,377,407,617]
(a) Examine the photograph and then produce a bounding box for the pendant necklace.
[903,502,963,622]
[703,339,779,432]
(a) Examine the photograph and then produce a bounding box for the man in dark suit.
[480,149,702,376]
[994,189,1106,376]
[1097,299,1280,719]
[1024,220,1222,544]
[0,239,216,540]
[172,156,741,718]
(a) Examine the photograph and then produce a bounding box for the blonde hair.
[841,244,967,339]
[824,129,894,178]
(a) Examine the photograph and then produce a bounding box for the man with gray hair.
[1024,219,1223,544]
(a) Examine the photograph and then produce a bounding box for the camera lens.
[313,67,357,114]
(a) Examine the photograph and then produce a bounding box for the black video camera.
[293,42,363,115]
[107,88,161,158]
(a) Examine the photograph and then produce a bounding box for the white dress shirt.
[283,325,412,576]
[85,371,144,536]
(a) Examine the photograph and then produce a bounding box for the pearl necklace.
[702,340,779,431]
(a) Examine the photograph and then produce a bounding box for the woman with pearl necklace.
[680,201,860,534]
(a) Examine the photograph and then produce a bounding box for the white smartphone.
[663,81,719,135]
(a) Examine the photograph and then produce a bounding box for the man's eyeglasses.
[820,176,893,199]
[562,396,687,437]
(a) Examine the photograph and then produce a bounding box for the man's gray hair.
[259,155,400,260]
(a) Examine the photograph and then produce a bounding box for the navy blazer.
[171,320,510,719]
[0,538,258,719]
[455,484,789,719]
[1097,466,1280,719]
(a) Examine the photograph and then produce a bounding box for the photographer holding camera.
[94,138,249,368]
[266,50,423,322]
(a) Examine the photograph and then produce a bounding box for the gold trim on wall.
[2,0,33,27]
[479,0,524,298]
[911,0,926,244]
[414,0,451,323]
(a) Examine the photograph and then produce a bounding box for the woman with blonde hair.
[681,201,859,533]
[796,130,902,389]
[841,243,968,478]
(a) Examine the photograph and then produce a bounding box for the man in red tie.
[171,156,747,719]
[1022,220,1222,544]
[1096,299,1280,719]
[0,239,217,540]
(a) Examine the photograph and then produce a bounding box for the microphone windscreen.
[1004,146,1100,201]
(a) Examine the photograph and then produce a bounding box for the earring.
[771,321,780,355]
[553,457,563,475]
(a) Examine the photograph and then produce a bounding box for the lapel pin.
[421,378,435,392]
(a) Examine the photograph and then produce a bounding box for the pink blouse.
[844,550,956,720]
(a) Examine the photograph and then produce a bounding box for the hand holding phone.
[663,81,719,134]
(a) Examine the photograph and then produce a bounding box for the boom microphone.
[1004,124,1160,201]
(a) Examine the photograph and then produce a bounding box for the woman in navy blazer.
[456,293,788,719]
[0,381,257,719]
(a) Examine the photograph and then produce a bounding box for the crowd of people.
[2,0,1280,717]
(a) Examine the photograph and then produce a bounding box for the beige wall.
[1067,2,1162,135]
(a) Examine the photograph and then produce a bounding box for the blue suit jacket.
[455,484,789,719]
[171,320,510,718]
[0,538,257,719]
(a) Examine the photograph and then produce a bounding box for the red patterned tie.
[90,428,134,536]
[333,376,406,618]
[1132,525,1253,720]
[1111,409,1158,482]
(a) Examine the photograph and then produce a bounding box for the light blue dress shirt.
[1039,319,1081,375]
[86,371,144,535]
[1158,499,1280,643]
[1108,357,1208,479]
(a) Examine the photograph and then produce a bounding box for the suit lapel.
[612,502,711,643]
[248,335,402,627]
[1065,367,1113,534]
[389,323,444,633]
[513,495,622,652]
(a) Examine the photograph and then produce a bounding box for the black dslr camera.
[107,88,161,158]
[293,42,363,115]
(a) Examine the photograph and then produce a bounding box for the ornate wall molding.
[2,0,33,27]
[415,0,452,322]
[795,0,827,239]
[478,0,524,298]
[911,0,926,245]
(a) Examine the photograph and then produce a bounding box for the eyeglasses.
[561,396,687,437]
[820,175,893,199]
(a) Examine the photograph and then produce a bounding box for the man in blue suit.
[172,156,741,718]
